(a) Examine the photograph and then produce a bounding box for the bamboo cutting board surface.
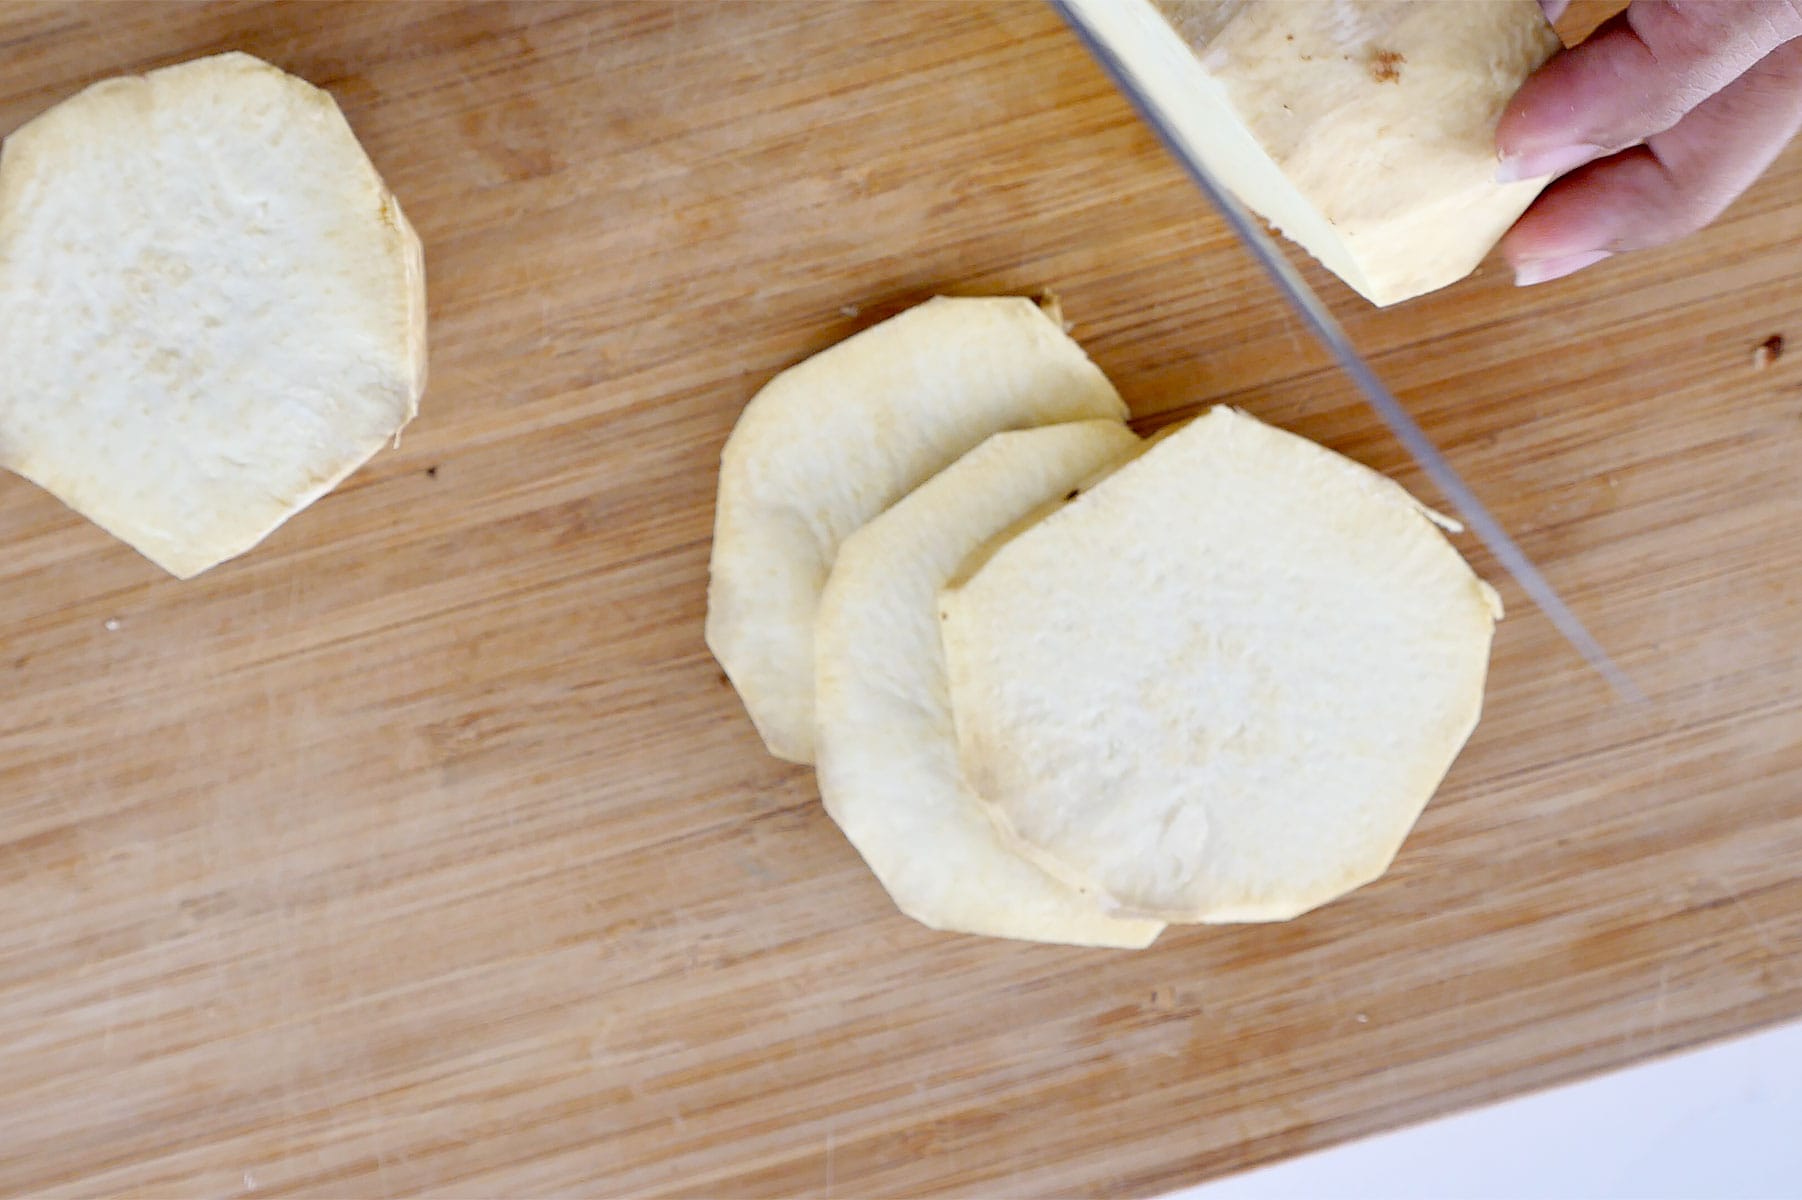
[2,2,1800,1195]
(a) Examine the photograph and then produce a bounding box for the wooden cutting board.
[3,3,1799,1195]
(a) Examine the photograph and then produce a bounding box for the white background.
[1171,1019,1802,1200]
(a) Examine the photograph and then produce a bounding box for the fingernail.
[1496,142,1606,183]
[1513,250,1612,286]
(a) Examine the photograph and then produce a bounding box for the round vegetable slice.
[707,296,1125,763]
[815,420,1160,947]
[938,406,1502,922]
[0,52,426,578]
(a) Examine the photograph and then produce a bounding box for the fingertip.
[1493,91,1536,160]
[1497,142,1607,183]
[1496,157,1626,265]
[1513,250,1612,287]
[1493,48,1578,160]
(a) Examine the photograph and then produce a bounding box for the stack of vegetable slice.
[708,296,1499,948]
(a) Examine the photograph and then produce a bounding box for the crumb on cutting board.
[1754,334,1783,370]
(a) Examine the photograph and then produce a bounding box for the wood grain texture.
[2,2,1799,1196]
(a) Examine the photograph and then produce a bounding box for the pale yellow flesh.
[939,407,1501,922]
[706,296,1126,763]
[1066,0,1559,305]
[815,421,1161,949]
[0,52,426,577]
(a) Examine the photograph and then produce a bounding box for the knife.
[1050,0,1640,701]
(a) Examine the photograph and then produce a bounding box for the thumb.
[1498,0,1802,180]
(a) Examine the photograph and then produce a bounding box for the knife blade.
[1050,0,1640,701]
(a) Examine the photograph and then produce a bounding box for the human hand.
[1496,0,1802,285]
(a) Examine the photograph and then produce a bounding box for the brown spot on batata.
[1370,49,1404,83]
